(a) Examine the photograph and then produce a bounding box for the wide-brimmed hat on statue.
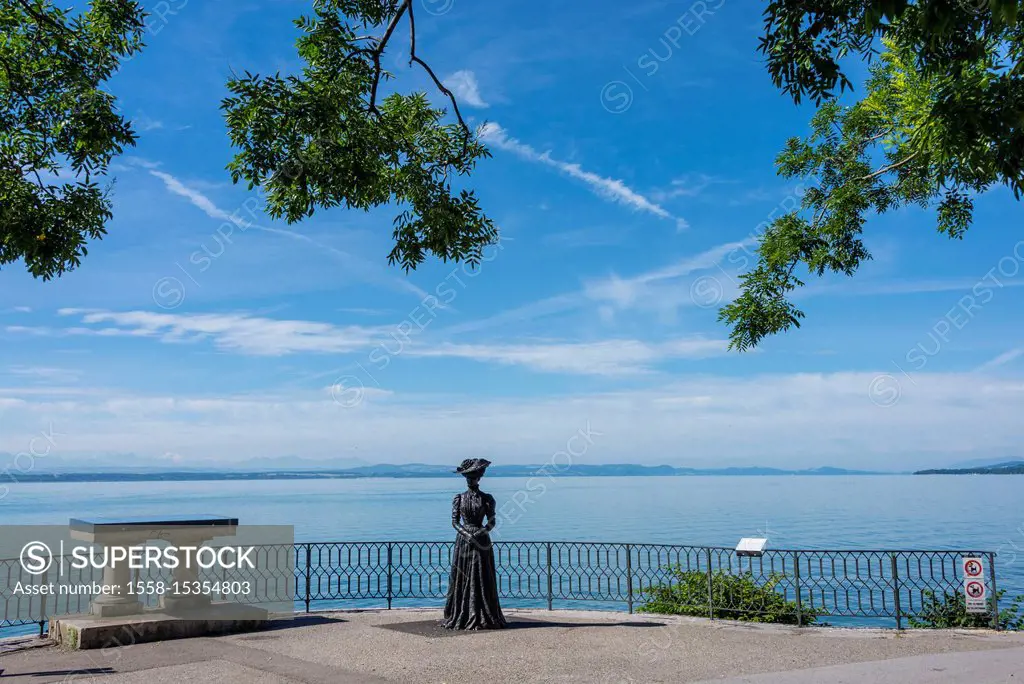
[454,458,491,475]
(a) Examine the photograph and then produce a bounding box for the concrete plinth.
[49,603,270,650]
[90,592,146,618]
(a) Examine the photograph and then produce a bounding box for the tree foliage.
[722,0,1024,350]
[221,0,498,272]
[0,0,144,279]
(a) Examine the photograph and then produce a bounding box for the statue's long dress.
[441,489,507,629]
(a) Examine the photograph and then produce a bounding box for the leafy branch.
[1,0,146,279]
[720,25,1017,350]
[358,0,469,149]
[222,0,494,272]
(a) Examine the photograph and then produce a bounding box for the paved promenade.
[1,609,1023,683]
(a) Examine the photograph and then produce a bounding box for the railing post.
[38,567,48,637]
[220,562,228,602]
[625,544,634,614]
[705,548,714,620]
[792,551,803,627]
[989,551,999,631]
[304,544,312,613]
[890,552,902,630]
[386,543,393,610]
[546,542,553,611]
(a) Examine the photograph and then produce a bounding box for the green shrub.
[908,590,1023,630]
[638,566,814,625]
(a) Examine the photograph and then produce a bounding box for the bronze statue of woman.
[440,458,507,630]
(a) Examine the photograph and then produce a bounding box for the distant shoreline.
[913,464,1024,475]
[4,460,1021,483]
[0,464,901,484]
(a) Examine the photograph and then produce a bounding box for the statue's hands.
[462,524,487,539]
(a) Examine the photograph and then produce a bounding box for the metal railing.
[1,541,1000,635]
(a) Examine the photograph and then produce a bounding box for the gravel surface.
[1,608,1022,683]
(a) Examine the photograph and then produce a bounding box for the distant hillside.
[0,463,890,484]
[944,456,1023,470]
[915,461,1024,475]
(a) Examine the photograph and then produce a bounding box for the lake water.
[2,475,1022,629]
[3,475,1020,549]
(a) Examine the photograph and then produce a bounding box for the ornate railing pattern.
[1,541,1000,635]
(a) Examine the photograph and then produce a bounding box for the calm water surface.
[3,475,1022,612]
[3,474,1021,548]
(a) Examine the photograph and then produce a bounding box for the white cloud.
[323,384,394,401]
[3,372,1023,471]
[542,227,623,249]
[583,239,755,309]
[442,239,754,336]
[650,174,736,202]
[6,366,80,382]
[123,156,162,170]
[408,337,728,375]
[975,348,1024,373]
[4,325,51,336]
[585,236,753,311]
[452,235,1010,337]
[443,70,488,108]
[31,309,723,375]
[148,168,432,300]
[52,309,388,356]
[804,278,1024,298]
[134,115,165,132]
[0,385,105,397]
[478,122,685,227]
[149,170,243,225]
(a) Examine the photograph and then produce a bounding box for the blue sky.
[2,0,1024,470]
